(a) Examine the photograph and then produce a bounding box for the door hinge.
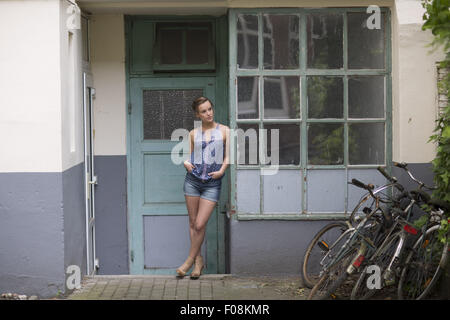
[128,103,132,115]
[130,250,134,262]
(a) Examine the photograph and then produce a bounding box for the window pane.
[349,76,385,118]
[160,29,183,64]
[143,89,201,139]
[237,15,258,69]
[307,76,343,119]
[186,29,210,65]
[307,13,343,69]
[265,124,300,165]
[308,123,344,165]
[237,77,259,119]
[349,123,385,164]
[264,76,300,119]
[81,16,89,62]
[348,12,385,69]
[263,14,299,69]
[236,124,259,165]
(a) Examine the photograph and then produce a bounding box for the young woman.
[176,96,229,279]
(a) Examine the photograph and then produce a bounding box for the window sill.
[232,213,348,221]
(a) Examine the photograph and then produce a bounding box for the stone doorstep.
[83,274,233,280]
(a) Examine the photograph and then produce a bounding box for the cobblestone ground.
[64,275,309,300]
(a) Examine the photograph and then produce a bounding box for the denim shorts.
[183,172,222,203]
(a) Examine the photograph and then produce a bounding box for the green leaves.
[422,1,450,240]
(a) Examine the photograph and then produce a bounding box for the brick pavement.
[66,275,308,300]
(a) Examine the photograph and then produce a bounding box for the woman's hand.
[184,161,195,173]
[208,170,224,180]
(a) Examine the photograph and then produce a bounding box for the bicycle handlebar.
[377,166,397,183]
[393,162,435,190]
[377,166,405,192]
[351,178,374,191]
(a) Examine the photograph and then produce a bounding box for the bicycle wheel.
[307,244,359,300]
[397,224,449,300]
[351,230,402,300]
[302,221,350,289]
[349,192,378,225]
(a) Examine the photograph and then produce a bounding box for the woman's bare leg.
[185,195,200,246]
[177,195,201,276]
[188,198,217,259]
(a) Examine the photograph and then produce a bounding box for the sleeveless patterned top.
[190,123,225,181]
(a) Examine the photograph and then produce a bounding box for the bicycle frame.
[319,203,382,277]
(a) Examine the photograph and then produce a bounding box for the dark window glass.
[264,76,300,119]
[263,14,299,69]
[348,12,385,69]
[307,14,343,69]
[308,123,344,165]
[237,15,259,69]
[349,123,385,164]
[307,76,343,119]
[349,76,385,118]
[265,124,300,165]
[238,77,259,119]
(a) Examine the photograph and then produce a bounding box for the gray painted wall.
[392,163,434,191]
[0,172,65,297]
[94,155,129,274]
[62,162,87,288]
[229,219,332,277]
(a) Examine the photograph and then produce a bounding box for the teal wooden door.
[128,77,222,274]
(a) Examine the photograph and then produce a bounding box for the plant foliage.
[422,0,450,243]
[422,0,450,203]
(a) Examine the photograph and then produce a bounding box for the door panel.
[129,77,219,274]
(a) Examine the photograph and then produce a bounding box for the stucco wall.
[392,0,444,163]
[0,0,87,296]
[0,0,62,173]
[90,14,127,156]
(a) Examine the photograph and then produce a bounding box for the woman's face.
[196,100,214,123]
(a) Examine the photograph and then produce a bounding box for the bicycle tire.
[351,231,402,300]
[307,245,358,300]
[302,221,350,289]
[397,224,449,300]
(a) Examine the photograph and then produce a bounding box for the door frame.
[128,77,220,275]
[83,71,99,276]
[125,15,229,275]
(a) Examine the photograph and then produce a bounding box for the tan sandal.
[176,256,195,277]
[190,255,204,279]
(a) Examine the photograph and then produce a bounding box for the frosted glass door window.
[143,89,202,140]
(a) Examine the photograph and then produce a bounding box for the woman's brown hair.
[191,96,213,112]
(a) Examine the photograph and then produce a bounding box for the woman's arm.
[184,129,195,172]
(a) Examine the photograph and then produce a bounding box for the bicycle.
[301,166,403,289]
[307,177,401,299]
[397,197,449,299]
[350,162,449,300]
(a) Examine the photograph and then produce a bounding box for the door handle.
[88,175,98,185]
[220,202,229,214]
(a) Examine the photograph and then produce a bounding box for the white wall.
[90,14,127,156]
[0,0,86,173]
[393,0,445,163]
[61,0,87,171]
[0,0,62,172]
